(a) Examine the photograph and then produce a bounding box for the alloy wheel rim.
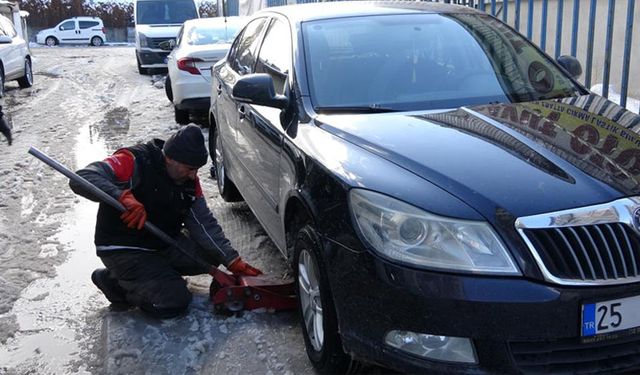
[298,249,324,352]
[46,38,55,46]
[92,37,101,46]
[215,132,225,191]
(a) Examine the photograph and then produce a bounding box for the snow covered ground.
[0,46,312,375]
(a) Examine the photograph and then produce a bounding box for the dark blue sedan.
[208,2,640,373]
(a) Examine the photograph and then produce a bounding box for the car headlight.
[138,33,148,48]
[350,189,520,275]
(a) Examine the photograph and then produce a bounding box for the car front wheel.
[294,225,355,374]
[45,36,57,46]
[212,126,243,202]
[17,59,33,88]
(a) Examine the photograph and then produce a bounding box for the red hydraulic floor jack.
[209,268,297,313]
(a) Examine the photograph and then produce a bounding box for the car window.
[0,16,16,37]
[175,25,185,46]
[229,18,267,75]
[185,22,242,46]
[59,20,76,31]
[303,14,584,111]
[136,0,198,25]
[79,21,100,29]
[255,19,291,95]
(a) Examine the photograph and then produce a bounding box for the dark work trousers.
[99,234,219,319]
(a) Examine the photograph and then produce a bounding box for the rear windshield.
[303,13,585,111]
[136,0,198,25]
[186,20,243,45]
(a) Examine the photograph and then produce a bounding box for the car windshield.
[186,21,242,45]
[302,13,584,111]
[136,0,198,25]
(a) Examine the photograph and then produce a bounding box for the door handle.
[238,105,246,120]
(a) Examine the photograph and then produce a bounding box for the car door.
[215,17,268,183]
[234,17,292,239]
[56,20,78,44]
[78,20,99,44]
[0,16,19,78]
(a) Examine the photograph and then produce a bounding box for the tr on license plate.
[582,295,640,336]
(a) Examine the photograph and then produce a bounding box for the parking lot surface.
[0,46,312,375]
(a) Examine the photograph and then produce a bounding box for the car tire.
[136,56,148,75]
[0,67,5,98]
[165,75,173,102]
[90,36,103,47]
[17,59,33,88]
[294,225,355,374]
[212,126,243,202]
[45,36,57,46]
[174,107,189,124]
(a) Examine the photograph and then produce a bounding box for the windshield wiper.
[314,105,397,114]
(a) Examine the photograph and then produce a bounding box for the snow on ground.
[0,46,312,375]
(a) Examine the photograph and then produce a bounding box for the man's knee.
[140,290,192,319]
[128,278,193,319]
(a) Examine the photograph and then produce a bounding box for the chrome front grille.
[516,197,640,285]
[148,37,175,49]
[523,223,640,280]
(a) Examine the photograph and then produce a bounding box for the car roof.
[184,16,245,27]
[257,1,481,23]
[72,16,103,21]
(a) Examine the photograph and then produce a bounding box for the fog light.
[384,330,477,364]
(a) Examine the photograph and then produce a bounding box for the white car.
[0,13,32,96]
[164,17,245,124]
[36,16,107,47]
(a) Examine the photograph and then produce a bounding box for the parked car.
[36,16,106,47]
[164,17,245,124]
[0,13,32,96]
[210,1,640,374]
[134,0,199,74]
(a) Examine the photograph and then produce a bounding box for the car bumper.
[172,74,211,111]
[325,238,640,373]
[137,50,170,67]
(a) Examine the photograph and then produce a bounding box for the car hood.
[317,94,640,219]
[136,24,181,38]
[38,28,54,35]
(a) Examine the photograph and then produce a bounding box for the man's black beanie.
[163,125,208,167]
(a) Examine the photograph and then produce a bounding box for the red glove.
[118,190,147,230]
[227,257,263,276]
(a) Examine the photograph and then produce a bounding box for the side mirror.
[0,35,11,44]
[159,39,176,51]
[232,73,288,109]
[556,55,582,79]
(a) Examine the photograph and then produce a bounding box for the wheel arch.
[284,193,316,264]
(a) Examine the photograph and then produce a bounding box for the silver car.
[0,13,32,96]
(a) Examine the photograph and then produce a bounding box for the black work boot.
[91,268,132,311]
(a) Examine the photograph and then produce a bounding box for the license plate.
[582,295,640,337]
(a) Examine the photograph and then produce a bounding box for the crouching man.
[70,125,261,318]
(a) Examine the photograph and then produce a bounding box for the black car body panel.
[210,1,640,373]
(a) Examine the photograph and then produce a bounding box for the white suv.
[0,14,32,96]
[36,17,107,47]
